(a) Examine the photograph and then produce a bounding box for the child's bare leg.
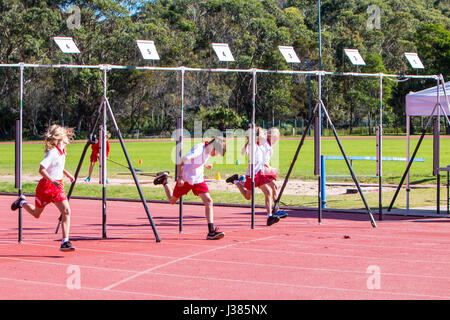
[88,162,95,177]
[54,200,71,240]
[22,202,45,219]
[234,181,252,200]
[269,180,278,202]
[199,192,213,224]
[259,184,273,216]
[162,183,174,202]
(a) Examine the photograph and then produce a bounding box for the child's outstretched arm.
[241,139,249,155]
[177,158,185,186]
[63,169,75,183]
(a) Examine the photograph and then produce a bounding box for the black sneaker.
[11,196,26,211]
[207,227,225,240]
[267,215,280,226]
[226,174,239,184]
[153,172,169,185]
[60,241,76,252]
[156,171,170,176]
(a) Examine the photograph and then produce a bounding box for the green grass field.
[1,136,449,210]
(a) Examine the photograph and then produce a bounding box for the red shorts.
[90,151,99,163]
[244,171,272,190]
[173,181,209,198]
[264,174,277,181]
[35,178,67,208]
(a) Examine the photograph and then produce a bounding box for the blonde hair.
[268,127,280,144]
[268,127,280,137]
[44,124,75,153]
[255,127,267,139]
[208,136,227,156]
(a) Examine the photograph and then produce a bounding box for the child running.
[262,127,287,218]
[226,127,280,226]
[11,124,76,252]
[84,131,110,183]
[153,136,227,240]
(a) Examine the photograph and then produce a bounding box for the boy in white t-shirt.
[11,125,76,252]
[153,137,227,240]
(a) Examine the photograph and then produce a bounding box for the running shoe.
[273,210,288,219]
[206,227,225,240]
[84,176,91,182]
[267,215,280,226]
[60,241,76,252]
[11,195,26,211]
[226,174,239,184]
[153,172,169,185]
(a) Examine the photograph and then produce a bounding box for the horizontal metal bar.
[326,175,378,178]
[323,155,426,162]
[0,63,439,79]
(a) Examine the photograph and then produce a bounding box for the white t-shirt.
[262,140,273,166]
[182,143,210,185]
[40,147,66,180]
[246,143,265,176]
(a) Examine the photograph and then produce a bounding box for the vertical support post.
[320,155,326,209]
[434,77,441,215]
[177,70,185,232]
[406,114,411,211]
[101,68,107,238]
[176,120,183,232]
[447,170,449,215]
[17,63,24,243]
[376,126,382,220]
[178,69,185,232]
[317,73,323,224]
[377,74,383,220]
[251,69,257,229]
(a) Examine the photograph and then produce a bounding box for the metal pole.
[101,69,107,238]
[18,63,24,243]
[436,77,441,215]
[378,74,383,220]
[317,73,323,224]
[320,155,326,209]
[406,114,410,211]
[307,59,312,136]
[318,0,322,72]
[251,69,256,229]
[318,0,324,136]
[178,69,185,233]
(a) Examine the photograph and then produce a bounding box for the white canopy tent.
[406,81,450,116]
[404,80,450,210]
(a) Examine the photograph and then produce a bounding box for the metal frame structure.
[389,75,450,214]
[3,61,442,242]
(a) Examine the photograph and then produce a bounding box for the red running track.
[0,195,449,300]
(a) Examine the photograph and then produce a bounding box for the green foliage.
[197,105,246,131]
[0,0,449,140]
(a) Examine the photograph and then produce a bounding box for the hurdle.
[321,155,426,217]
